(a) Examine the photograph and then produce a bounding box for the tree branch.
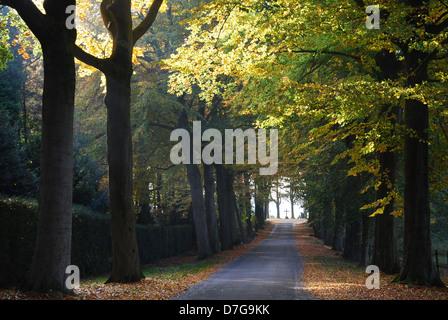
[147,121,176,131]
[283,49,362,61]
[1,0,46,38]
[132,0,164,46]
[73,45,109,73]
[425,15,448,34]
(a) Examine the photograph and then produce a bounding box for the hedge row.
[0,197,195,288]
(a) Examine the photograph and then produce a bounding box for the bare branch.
[132,0,164,46]
[73,45,109,73]
[147,121,176,131]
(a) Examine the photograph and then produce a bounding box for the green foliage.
[73,133,108,212]
[0,111,38,197]
[166,0,448,216]
[0,196,37,288]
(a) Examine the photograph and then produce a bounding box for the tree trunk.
[395,97,442,285]
[186,162,212,259]
[104,72,143,283]
[203,164,220,254]
[343,214,361,261]
[275,201,280,219]
[233,188,248,244]
[177,111,212,259]
[215,164,235,251]
[372,212,399,273]
[332,199,344,251]
[254,181,265,230]
[254,198,264,232]
[372,139,400,274]
[322,199,333,246]
[70,0,163,284]
[290,191,295,219]
[359,212,370,268]
[394,48,444,286]
[371,50,401,274]
[21,19,76,293]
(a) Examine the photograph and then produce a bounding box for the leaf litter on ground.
[295,222,448,300]
[3,219,447,300]
[0,220,277,300]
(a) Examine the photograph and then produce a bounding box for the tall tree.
[0,0,76,292]
[177,108,213,259]
[392,0,445,286]
[74,0,164,283]
[371,49,401,274]
[203,163,220,254]
[215,163,235,251]
[166,0,448,286]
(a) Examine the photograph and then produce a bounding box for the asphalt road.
[174,220,312,300]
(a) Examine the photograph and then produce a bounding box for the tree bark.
[372,146,400,274]
[73,0,163,283]
[186,162,212,259]
[289,188,295,219]
[332,198,344,251]
[371,48,401,274]
[233,185,248,244]
[203,164,220,254]
[18,0,76,293]
[359,212,370,268]
[215,164,234,251]
[177,110,212,259]
[104,72,143,283]
[394,48,444,286]
[275,201,280,219]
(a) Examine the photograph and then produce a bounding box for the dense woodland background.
[0,0,447,293]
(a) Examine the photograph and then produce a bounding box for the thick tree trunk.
[203,164,220,254]
[104,72,143,283]
[177,111,212,259]
[372,139,400,274]
[186,162,212,259]
[69,0,163,284]
[371,50,401,274]
[394,49,444,286]
[395,97,442,285]
[373,212,399,273]
[21,27,75,293]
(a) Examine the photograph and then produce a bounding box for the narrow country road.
[174,220,312,300]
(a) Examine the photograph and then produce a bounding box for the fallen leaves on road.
[296,222,448,300]
[0,221,276,300]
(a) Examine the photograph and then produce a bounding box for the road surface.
[174,220,312,300]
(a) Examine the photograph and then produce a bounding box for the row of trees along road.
[0,0,271,293]
[0,0,169,292]
[166,0,448,286]
[1,0,448,293]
